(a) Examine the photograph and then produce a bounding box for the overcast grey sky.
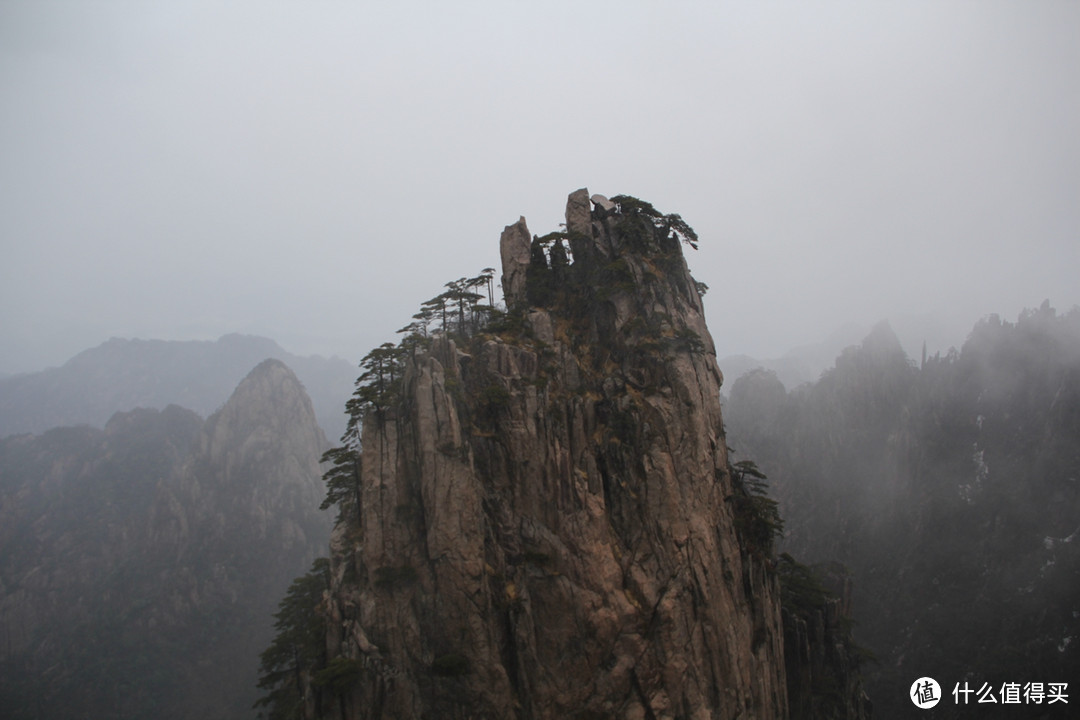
[2,1,1078,374]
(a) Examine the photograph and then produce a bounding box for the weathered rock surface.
[565,187,593,237]
[591,193,616,212]
[500,216,532,309]
[323,191,791,719]
[0,358,331,719]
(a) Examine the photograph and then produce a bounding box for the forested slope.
[724,303,1080,717]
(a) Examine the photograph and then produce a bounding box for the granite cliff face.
[0,359,331,719]
[318,191,802,719]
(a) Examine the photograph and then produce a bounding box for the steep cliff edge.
[316,190,800,719]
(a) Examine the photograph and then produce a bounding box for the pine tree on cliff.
[319,342,405,525]
[255,558,331,720]
[319,445,362,525]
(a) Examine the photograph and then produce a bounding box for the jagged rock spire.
[565,187,592,238]
[499,216,531,308]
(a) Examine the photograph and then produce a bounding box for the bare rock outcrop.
[323,190,795,719]
[565,187,593,237]
[500,216,532,309]
[591,193,616,212]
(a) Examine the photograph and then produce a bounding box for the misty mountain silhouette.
[0,333,355,441]
[0,359,331,719]
[724,304,1080,718]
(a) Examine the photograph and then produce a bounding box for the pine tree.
[254,558,331,719]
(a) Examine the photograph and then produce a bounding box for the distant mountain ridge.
[719,314,968,389]
[723,304,1080,718]
[0,333,355,440]
[718,321,869,389]
[0,358,332,719]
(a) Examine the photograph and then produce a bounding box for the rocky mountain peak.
[0,334,356,440]
[853,320,905,362]
[317,190,800,719]
[202,357,326,469]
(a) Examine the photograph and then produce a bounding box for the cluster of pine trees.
[254,267,507,717]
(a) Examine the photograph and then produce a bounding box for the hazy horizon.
[1,308,1046,378]
[3,2,1077,374]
